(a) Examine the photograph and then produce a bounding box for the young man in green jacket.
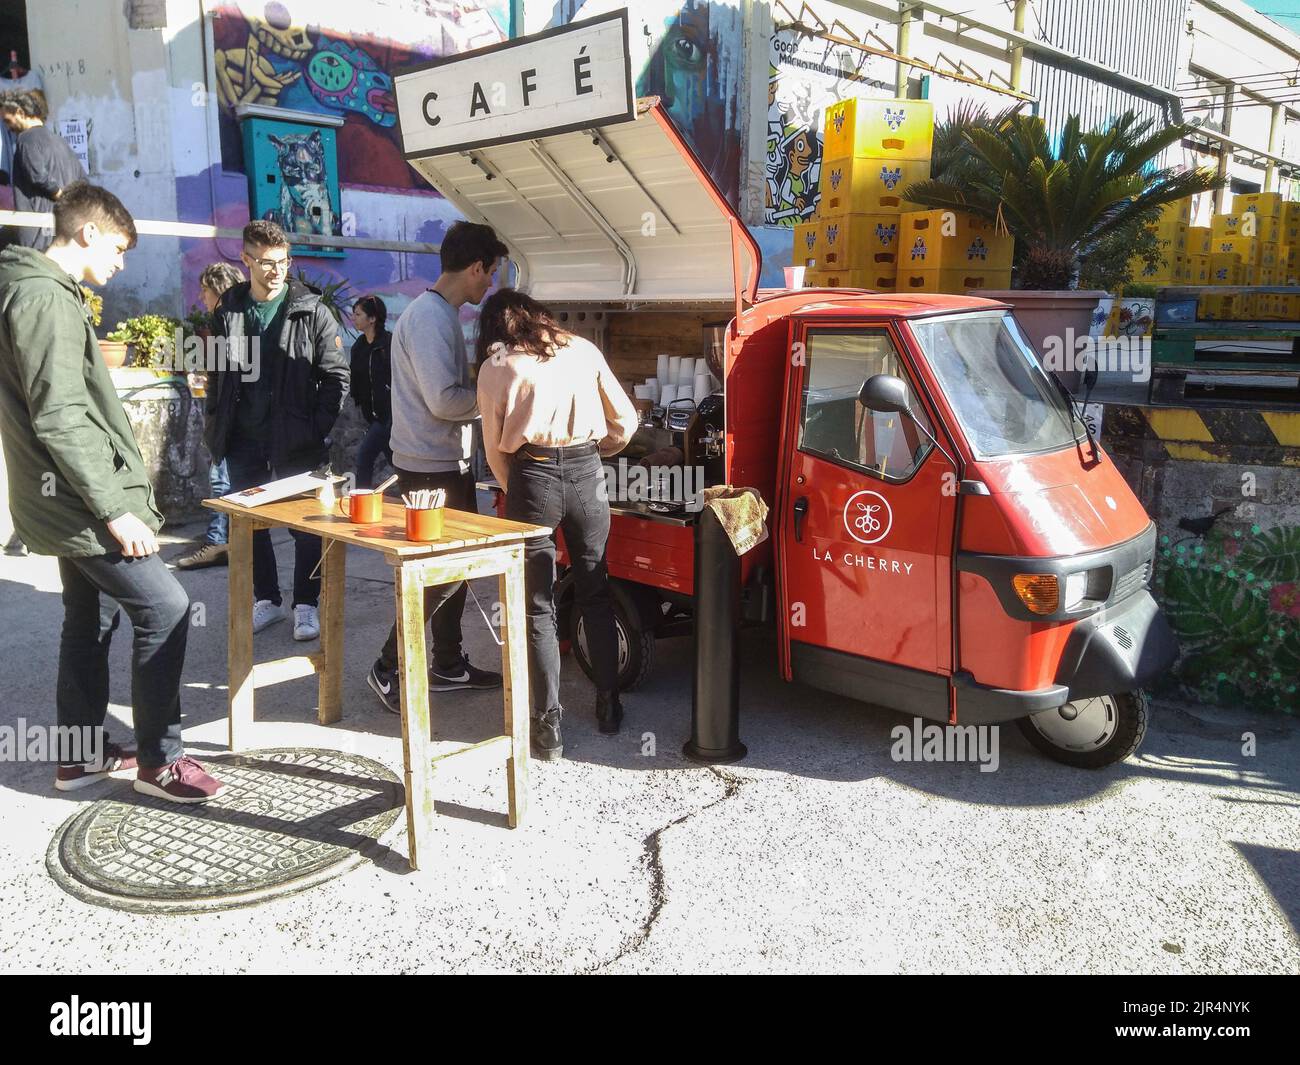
[0,182,223,802]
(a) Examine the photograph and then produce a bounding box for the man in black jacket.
[204,219,348,641]
[0,91,86,251]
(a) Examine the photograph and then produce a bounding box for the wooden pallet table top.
[204,496,550,561]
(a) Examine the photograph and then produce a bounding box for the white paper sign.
[59,117,89,172]
[1081,403,1104,439]
[395,9,633,158]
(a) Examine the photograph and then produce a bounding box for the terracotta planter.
[97,339,130,369]
[970,289,1108,388]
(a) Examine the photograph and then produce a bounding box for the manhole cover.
[47,748,404,914]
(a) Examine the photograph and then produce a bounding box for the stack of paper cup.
[634,384,651,400]
[656,354,669,385]
[667,356,682,389]
[644,378,660,402]
[693,373,710,404]
[660,384,678,406]
[677,357,698,385]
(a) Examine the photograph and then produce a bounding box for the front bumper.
[953,590,1178,723]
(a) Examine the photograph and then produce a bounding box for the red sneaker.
[134,756,224,804]
[54,741,139,792]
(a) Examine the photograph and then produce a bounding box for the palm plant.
[903,110,1226,289]
[926,100,1024,186]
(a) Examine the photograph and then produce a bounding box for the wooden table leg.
[500,546,529,828]
[227,516,254,751]
[318,540,345,726]
[395,564,434,870]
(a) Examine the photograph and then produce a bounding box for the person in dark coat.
[204,219,349,643]
[0,90,86,251]
[349,294,393,490]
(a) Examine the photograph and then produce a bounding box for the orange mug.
[336,490,383,524]
[405,506,444,542]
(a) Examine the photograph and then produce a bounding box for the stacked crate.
[1129,199,1190,284]
[895,209,1014,292]
[798,97,935,291]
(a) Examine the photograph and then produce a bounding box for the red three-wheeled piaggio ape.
[394,10,1178,768]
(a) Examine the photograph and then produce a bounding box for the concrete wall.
[1104,405,1300,715]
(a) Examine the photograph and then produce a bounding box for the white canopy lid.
[402,98,760,306]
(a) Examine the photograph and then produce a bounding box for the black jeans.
[56,552,187,768]
[504,442,618,714]
[354,419,393,490]
[378,467,476,672]
[225,435,322,608]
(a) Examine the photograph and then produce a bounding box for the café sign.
[395,9,634,158]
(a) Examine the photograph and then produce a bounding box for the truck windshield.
[909,312,1079,459]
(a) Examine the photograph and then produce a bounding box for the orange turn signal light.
[1012,573,1059,615]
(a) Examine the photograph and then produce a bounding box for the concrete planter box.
[109,369,209,524]
[971,289,1108,389]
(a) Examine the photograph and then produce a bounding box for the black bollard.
[684,506,747,763]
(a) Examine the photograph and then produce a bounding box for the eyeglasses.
[247,254,292,273]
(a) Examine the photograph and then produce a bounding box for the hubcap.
[576,615,630,677]
[1028,696,1119,752]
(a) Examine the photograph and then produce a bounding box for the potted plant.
[81,285,129,368]
[105,314,182,373]
[904,110,1224,363]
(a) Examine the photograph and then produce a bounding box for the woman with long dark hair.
[349,295,393,489]
[476,288,638,760]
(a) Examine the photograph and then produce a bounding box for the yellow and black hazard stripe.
[1102,405,1300,466]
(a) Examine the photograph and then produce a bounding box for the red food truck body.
[397,81,1176,768]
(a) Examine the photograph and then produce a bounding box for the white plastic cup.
[634,384,650,399]
[656,354,670,383]
[660,384,678,406]
[693,374,710,403]
[784,266,807,289]
[667,356,682,386]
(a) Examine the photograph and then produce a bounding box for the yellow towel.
[701,486,769,556]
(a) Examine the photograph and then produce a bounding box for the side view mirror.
[859,373,912,415]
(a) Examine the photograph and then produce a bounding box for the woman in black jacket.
[349,295,393,489]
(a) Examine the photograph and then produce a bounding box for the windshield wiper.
[1052,374,1100,464]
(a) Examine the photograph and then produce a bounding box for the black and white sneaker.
[430,654,502,692]
[367,660,401,714]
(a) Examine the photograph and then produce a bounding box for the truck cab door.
[775,321,956,687]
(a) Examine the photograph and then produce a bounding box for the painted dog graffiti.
[266,130,340,238]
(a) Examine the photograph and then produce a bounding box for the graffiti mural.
[211,1,508,188]
[765,25,893,227]
[635,1,744,206]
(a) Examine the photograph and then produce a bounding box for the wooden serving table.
[202,495,550,870]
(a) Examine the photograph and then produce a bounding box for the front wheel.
[1016,691,1149,769]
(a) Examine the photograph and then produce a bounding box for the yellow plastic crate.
[1129,254,1178,283]
[1260,242,1281,270]
[818,213,906,270]
[1198,294,1235,320]
[1213,213,1280,242]
[897,266,1012,293]
[1214,234,1260,264]
[1187,226,1211,255]
[1209,253,1243,285]
[1187,253,1210,284]
[804,267,897,290]
[823,97,934,162]
[1277,293,1300,319]
[1233,192,1283,219]
[817,155,929,216]
[899,210,1014,270]
[792,221,823,269]
[1259,265,1278,286]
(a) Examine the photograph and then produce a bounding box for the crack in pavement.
[582,765,747,974]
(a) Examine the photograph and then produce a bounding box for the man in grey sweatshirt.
[367,221,510,710]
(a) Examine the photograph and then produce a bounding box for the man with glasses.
[203,220,349,641]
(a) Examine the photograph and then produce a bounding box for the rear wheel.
[1016,690,1149,769]
[572,581,657,691]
